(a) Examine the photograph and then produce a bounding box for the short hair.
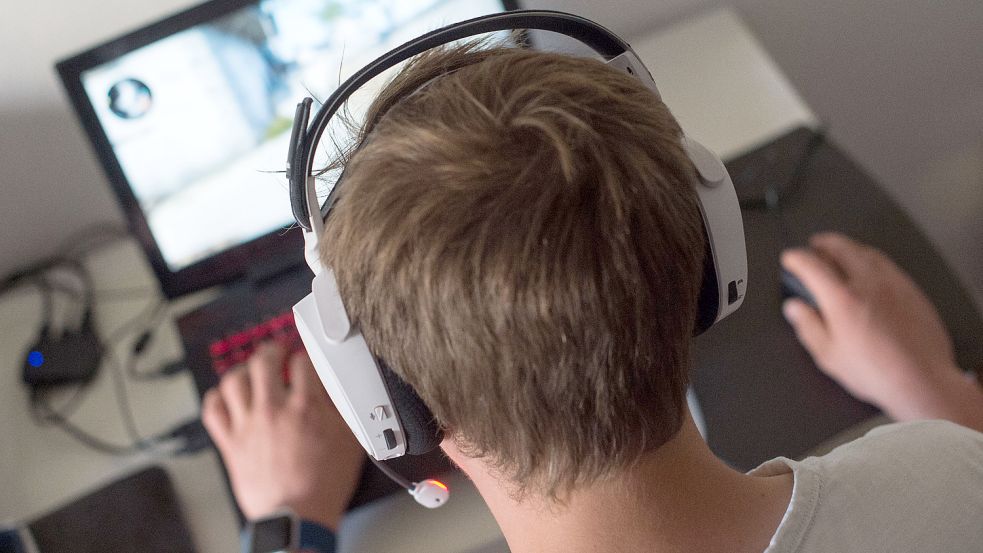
[320,43,706,498]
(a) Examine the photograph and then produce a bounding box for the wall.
[2,0,981,305]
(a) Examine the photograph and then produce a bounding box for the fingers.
[249,343,288,407]
[781,247,850,311]
[782,298,830,363]
[809,232,880,279]
[201,388,231,445]
[289,349,328,402]
[219,365,251,423]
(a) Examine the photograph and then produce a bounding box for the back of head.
[321,43,706,499]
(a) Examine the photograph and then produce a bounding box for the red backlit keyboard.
[207,312,304,377]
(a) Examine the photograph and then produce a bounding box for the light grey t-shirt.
[753,420,983,552]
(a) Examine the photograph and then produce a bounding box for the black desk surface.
[694,127,983,471]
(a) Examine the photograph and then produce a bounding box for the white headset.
[287,10,747,508]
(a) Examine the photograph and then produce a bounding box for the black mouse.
[780,268,819,310]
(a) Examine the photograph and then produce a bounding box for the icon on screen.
[108,78,153,119]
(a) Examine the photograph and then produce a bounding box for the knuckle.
[246,362,264,384]
[862,246,887,268]
[839,285,865,307]
[225,366,244,383]
[247,351,268,372]
[290,391,312,411]
[202,389,218,410]
[200,405,216,427]
[254,400,277,419]
[217,373,235,393]
[219,368,246,395]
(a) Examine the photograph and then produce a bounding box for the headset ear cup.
[378,360,442,455]
[693,239,720,336]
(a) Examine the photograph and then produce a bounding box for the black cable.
[30,388,207,457]
[90,296,169,445]
[5,223,203,456]
[30,275,55,336]
[30,389,145,456]
[738,127,827,212]
[29,308,199,457]
[23,297,155,455]
[57,223,130,260]
[19,275,166,455]
[104,347,150,448]
[41,266,90,332]
[42,280,156,301]
[118,299,182,380]
[370,458,414,490]
[42,295,189,453]
[0,257,94,338]
[31,379,91,422]
[163,419,212,456]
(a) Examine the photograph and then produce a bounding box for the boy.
[204,45,983,552]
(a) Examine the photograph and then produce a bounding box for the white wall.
[2,0,981,303]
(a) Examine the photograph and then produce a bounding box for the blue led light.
[28,351,44,368]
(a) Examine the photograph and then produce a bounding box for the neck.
[442,410,792,553]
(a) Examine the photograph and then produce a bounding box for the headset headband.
[287,10,640,232]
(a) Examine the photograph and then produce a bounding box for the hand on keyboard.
[207,312,304,379]
[202,343,365,530]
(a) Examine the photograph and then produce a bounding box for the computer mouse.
[780,268,819,311]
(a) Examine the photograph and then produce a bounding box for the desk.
[693,127,983,470]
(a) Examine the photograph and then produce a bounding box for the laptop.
[56,0,517,514]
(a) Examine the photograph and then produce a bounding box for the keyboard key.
[208,311,303,385]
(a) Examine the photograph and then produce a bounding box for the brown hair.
[320,43,706,498]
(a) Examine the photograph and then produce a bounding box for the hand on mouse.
[781,232,983,430]
[202,343,365,530]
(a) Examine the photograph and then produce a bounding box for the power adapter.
[23,322,103,388]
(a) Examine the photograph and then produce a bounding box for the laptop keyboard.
[206,311,303,377]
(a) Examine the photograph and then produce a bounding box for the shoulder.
[778,421,983,551]
[817,419,983,474]
[863,418,983,446]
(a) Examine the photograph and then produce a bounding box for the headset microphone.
[370,458,450,508]
[287,10,748,509]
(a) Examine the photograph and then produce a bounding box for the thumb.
[783,298,831,362]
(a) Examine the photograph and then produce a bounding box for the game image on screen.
[80,0,506,271]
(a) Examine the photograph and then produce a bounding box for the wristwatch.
[241,510,336,553]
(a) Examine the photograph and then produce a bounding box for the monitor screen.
[59,0,515,296]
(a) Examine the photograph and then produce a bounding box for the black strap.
[289,9,633,230]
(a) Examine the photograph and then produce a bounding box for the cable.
[78,296,168,448]
[4,223,202,457]
[370,458,414,490]
[33,378,90,421]
[104,347,150,448]
[30,389,208,457]
[35,296,189,454]
[42,280,156,302]
[738,127,826,212]
[30,388,146,456]
[119,299,183,380]
[28,301,199,457]
[57,223,130,260]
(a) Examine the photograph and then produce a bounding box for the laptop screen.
[59,0,515,296]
